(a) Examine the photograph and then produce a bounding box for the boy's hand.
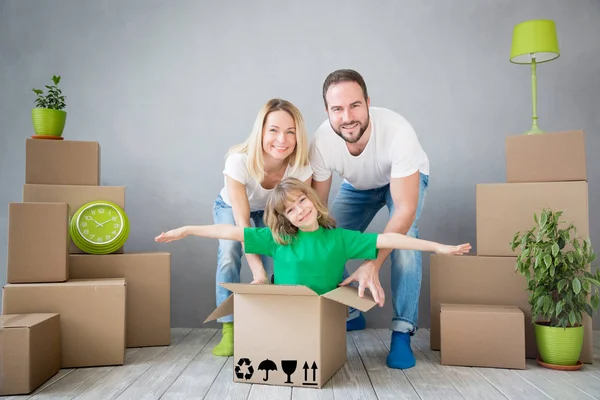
[436,243,471,255]
[250,271,270,285]
[155,227,188,243]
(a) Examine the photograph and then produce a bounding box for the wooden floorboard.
[2,328,599,400]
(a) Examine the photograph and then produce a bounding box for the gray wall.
[1,0,599,330]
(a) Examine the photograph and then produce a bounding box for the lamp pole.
[528,54,544,135]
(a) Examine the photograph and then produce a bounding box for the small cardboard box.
[1,278,126,368]
[506,130,586,183]
[204,284,377,388]
[25,138,100,186]
[440,304,526,369]
[0,313,61,396]
[429,254,594,364]
[7,202,69,283]
[476,181,589,256]
[23,184,125,254]
[69,252,171,347]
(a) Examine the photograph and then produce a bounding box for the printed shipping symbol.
[302,361,318,386]
[235,358,254,380]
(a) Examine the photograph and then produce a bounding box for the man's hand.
[339,260,385,307]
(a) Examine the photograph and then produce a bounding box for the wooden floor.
[3,328,600,400]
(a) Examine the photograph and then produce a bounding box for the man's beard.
[331,116,370,144]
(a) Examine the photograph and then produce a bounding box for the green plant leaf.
[551,243,559,257]
[585,303,594,318]
[569,311,576,326]
[550,264,556,277]
[557,279,567,293]
[540,212,548,228]
[592,294,600,310]
[573,278,582,295]
[556,301,563,316]
[544,255,552,269]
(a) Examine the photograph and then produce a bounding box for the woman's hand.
[250,270,271,285]
[155,227,188,243]
[435,243,472,255]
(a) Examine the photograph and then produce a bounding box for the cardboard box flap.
[204,295,234,323]
[219,282,318,296]
[321,286,377,312]
[0,314,58,328]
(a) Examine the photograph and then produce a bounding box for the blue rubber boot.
[346,311,366,331]
[386,331,416,369]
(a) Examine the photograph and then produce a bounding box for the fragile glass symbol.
[281,360,297,384]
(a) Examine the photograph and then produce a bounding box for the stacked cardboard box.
[430,130,593,367]
[1,138,171,394]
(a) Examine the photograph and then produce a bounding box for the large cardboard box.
[476,181,589,256]
[2,278,126,368]
[7,202,69,283]
[0,313,61,396]
[69,252,171,347]
[429,254,594,363]
[440,304,526,369]
[205,284,376,388]
[506,130,586,183]
[25,138,100,186]
[23,184,125,254]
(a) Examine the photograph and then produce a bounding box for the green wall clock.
[70,200,130,254]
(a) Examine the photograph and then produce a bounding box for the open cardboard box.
[204,283,377,388]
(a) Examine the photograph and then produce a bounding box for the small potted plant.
[31,75,67,139]
[510,208,599,370]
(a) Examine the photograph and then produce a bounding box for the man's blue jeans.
[330,172,429,334]
[212,194,273,323]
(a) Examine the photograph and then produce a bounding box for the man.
[309,69,429,370]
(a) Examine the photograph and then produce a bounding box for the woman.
[210,98,312,356]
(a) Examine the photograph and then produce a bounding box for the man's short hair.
[322,69,369,108]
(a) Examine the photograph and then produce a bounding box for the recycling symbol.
[235,358,254,380]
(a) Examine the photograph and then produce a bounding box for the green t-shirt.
[244,226,379,295]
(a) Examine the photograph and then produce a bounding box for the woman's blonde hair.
[265,177,336,245]
[226,98,310,182]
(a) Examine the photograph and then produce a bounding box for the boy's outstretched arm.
[155,224,243,243]
[376,233,471,255]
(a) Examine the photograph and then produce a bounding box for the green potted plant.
[31,75,67,139]
[510,208,599,370]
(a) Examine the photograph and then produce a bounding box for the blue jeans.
[330,173,429,334]
[212,194,273,323]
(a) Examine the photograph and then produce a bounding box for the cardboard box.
[506,130,586,183]
[204,284,377,388]
[25,138,100,186]
[440,304,526,369]
[429,254,594,363]
[7,202,69,283]
[22,184,125,254]
[0,313,61,396]
[69,252,171,347]
[476,181,589,256]
[2,279,126,368]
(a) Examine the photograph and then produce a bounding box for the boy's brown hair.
[265,178,336,245]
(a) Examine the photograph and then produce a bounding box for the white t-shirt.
[219,152,313,211]
[309,107,429,190]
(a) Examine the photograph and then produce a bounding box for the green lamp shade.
[510,19,560,64]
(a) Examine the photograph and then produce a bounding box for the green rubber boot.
[212,322,234,357]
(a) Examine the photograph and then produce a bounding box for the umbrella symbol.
[258,359,277,381]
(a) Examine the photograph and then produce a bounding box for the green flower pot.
[534,321,584,365]
[31,108,67,136]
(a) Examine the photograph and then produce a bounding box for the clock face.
[76,203,124,245]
